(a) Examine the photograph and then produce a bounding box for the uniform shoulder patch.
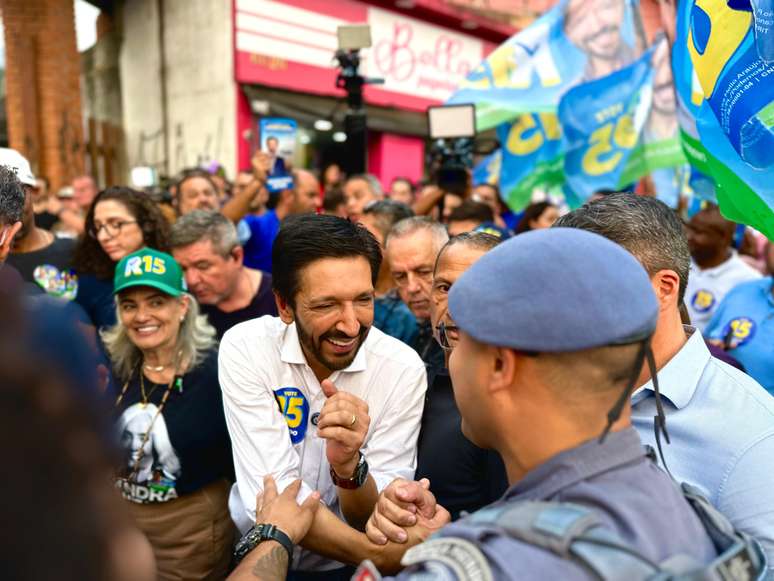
[401,537,494,581]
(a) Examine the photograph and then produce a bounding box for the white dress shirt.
[219,316,427,571]
[685,252,761,332]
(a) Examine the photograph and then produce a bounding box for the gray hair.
[101,294,216,382]
[434,232,501,274]
[169,210,239,258]
[554,193,690,303]
[386,216,449,253]
[362,200,415,241]
[347,173,383,197]
[0,165,25,225]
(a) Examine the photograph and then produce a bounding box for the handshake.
[250,475,451,574]
[365,477,451,549]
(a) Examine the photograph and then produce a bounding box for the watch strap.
[330,453,369,489]
[259,524,294,560]
[233,523,294,565]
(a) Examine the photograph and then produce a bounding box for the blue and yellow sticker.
[691,289,716,313]
[274,387,309,445]
[722,317,757,347]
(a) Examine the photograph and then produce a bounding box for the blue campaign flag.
[689,1,774,169]
[447,0,640,131]
[674,0,774,239]
[497,113,564,211]
[559,48,654,207]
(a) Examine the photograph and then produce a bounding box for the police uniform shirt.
[706,277,774,394]
[632,325,774,572]
[685,252,761,333]
[415,368,508,521]
[218,316,427,572]
[395,429,717,580]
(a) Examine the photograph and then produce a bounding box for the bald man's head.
[291,169,320,215]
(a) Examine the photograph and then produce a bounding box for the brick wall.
[1,0,86,191]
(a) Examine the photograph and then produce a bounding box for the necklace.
[143,363,168,372]
[113,365,185,483]
[139,373,161,406]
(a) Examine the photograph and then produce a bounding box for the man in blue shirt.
[706,277,774,394]
[555,194,774,573]
[222,156,318,273]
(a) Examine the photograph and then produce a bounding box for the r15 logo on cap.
[125,255,167,277]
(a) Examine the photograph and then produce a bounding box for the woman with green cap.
[102,247,234,580]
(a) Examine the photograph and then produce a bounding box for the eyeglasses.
[436,321,459,351]
[88,220,137,239]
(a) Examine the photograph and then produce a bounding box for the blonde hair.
[101,293,216,382]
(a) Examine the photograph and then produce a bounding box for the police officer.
[360,227,764,579]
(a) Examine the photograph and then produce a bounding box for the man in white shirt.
[219,214,427,577]
[685,205,761,332]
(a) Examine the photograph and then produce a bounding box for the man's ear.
[489,346,516,395]
[274,291,294,324]
[0,222,22,249]
[231,245,244,266]
[650,269,680,312]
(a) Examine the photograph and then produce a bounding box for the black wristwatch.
[233,523,294,565]
[329,452,369,489]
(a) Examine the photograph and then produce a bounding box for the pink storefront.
[232,0,512,188]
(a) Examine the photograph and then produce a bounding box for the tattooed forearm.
[250,544,289,580]
[227,541,290,581]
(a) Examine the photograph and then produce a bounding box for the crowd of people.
[0,143,772,581]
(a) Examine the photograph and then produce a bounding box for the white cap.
[0,148,36,186]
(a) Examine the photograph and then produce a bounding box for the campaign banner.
[559,36,685,206]
[674,0,774,238]
[559,47,654,206]
[497,113,564,211]
[447,0,640,131]
[259,118,297,193]
[689,1,774,169]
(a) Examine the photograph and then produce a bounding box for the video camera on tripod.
[334,25,383,175]
[426,104,477,196]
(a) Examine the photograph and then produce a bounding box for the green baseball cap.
[113,248,186,297]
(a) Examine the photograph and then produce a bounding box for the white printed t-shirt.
[685,252,761,333]
[219,316,427,572]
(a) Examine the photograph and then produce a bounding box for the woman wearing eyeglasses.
[73,187,171,329]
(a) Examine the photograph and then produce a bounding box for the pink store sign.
[234,0,490,112]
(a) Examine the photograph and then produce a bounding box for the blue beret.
[448,228,658,352]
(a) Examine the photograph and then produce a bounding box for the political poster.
[447,0,641,131]
[559,47,654,206]
[259,118,297,193]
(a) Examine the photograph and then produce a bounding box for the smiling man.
[218,214,427,578]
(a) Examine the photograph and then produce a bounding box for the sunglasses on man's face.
[436,322,459,351]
